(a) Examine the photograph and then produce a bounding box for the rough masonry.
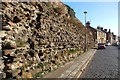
[1,1,94,78]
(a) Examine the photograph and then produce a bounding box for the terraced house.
[96,27,106,44]
[86,21,117,45]
[106,29,117,44]
[86,21,106,44]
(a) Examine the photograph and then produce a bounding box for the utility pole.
[84,11,87,52]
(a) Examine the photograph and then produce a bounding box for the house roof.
[87,26,97,31]
[97,29,107,34]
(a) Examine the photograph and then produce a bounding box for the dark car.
[118,44,120,49]
[98,43,106,49]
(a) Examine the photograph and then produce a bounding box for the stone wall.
[1,2,94,78]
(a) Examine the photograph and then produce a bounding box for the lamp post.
[84,11,87,52]
[84,11,87,26]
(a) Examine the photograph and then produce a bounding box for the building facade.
[86,22,106,44]
[86,21,117,45]
[86,22,97,45]
[97,29,106,43]
[106,29,116,44]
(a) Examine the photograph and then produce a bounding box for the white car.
[105,42,111,46]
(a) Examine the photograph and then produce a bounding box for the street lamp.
[84,11,87,26]
[84,11,87,52]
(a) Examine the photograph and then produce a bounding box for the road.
[0,35,2,57]
[80,46,119,78]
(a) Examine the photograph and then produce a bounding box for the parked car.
[118,44,120,49]
[98,43,106,49]
[105,42,111,46]
[112,42,119,46]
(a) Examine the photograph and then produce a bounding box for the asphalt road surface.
[80,46,119,78]
[0,41,1,57]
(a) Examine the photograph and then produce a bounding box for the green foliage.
[2,21,8,26]
[65,4,75,17]
[16,39,26,47]
[68,49,77,53]
[3,42,11,49]
[37,63,46,68]
[33,72,43,78]
[46,2,51,9]
[53,7,62,15]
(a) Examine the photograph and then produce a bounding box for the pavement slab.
[43,49,96,78]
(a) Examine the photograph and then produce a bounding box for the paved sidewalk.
[43,49,96,78]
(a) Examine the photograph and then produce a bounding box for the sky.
[118,2,120,36]
[61,2,118,36]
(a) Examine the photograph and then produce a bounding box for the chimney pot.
[104,29,107,32]
[101,27,103,30]
[109,29,111,32]
[86,21,90,27]
[97,26,100,29]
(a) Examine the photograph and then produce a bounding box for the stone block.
[2,26,11,31]
[3,50,13,56]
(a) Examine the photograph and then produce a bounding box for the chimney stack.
[112,32,114,35]
[101,27,103,30]
[97,26,100,30]
[108,29,111,33]
[104,29,107,32]
[86,21,90,27]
